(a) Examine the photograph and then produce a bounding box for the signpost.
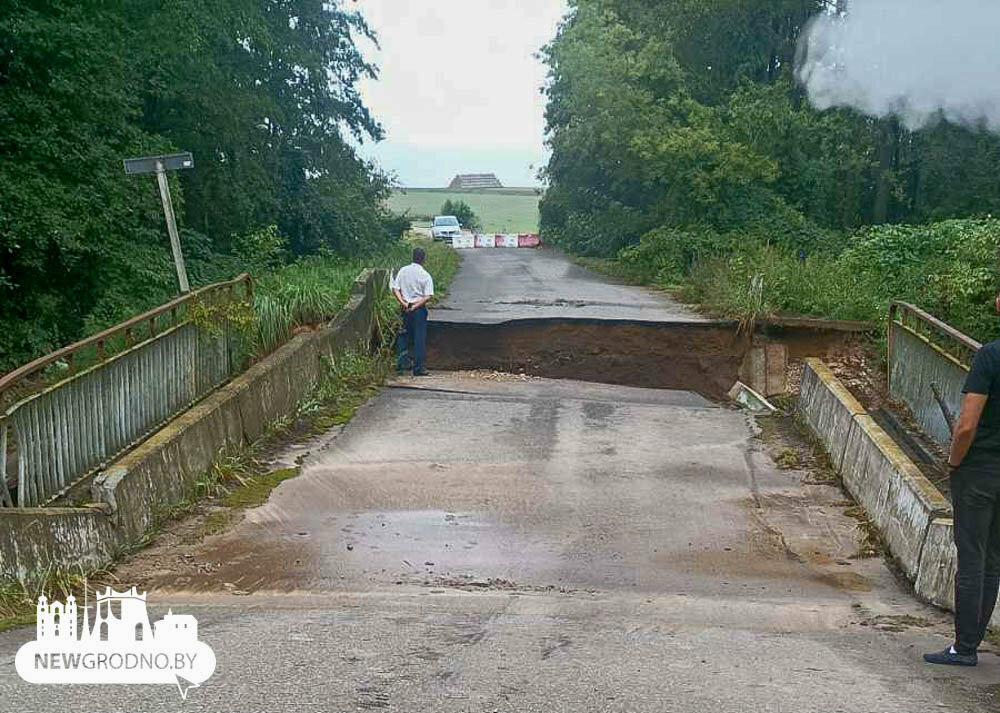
[124,152,195,293]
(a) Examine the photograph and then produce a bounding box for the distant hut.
[448,173,503,190]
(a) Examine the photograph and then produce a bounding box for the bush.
[383,211,413,239]
[618,227,734,284]
[673,218,1000,343]
[441,199,481,232]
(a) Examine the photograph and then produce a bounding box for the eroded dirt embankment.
[428,318,866,400]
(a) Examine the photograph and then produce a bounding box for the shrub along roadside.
[440,199,482,232]
[188,238,459,362]
[601,218,1000,344]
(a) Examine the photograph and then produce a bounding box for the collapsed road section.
[428,249,870,399]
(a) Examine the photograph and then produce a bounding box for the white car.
[431,215,462,242]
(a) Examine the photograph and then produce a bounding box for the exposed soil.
[428,319,866,401]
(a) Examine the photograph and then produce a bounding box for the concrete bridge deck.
[0,250,992,712]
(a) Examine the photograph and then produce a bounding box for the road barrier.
[452,233,541,249]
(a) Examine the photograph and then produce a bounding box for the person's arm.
[404,274,434,312]
[389,272,407,308]
[950,393,988,468]
[405,295,431,311]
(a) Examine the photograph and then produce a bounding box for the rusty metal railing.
[888,301,982,447]
[0,275,251,507]
[888,301,981,372]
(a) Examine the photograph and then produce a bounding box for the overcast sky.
[354,0,568,188]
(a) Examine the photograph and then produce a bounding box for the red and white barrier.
[460,233,541,249]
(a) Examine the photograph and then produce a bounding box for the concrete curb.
[915,517,956,610]
[839,414,951,579]
[798,359,958,604]
[799,358,865,472]
[0,269,386,581]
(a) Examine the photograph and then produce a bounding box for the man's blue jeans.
[396,306,427,374]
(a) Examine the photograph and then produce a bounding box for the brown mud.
[428,318,866,401]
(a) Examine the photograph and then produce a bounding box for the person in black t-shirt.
[924,340,1000,667]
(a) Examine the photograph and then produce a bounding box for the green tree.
[0,0,172,362]
[540,0,1000,258]
[441,199,481,231]
[0,0,397,370]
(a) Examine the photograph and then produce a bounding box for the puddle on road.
[146,508,562,594]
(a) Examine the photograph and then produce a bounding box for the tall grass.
[250,240,459,357]
[608,218,1000,344]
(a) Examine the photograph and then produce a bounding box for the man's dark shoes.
[923,647,977,666]
[412,371,429,377]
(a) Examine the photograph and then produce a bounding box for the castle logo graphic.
[15,587,216,699]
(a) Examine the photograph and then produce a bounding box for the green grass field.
[388,188,542,233]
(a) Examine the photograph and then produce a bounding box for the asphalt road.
[431,248,706,323]
[0,251,994,711]
[0,373,994,711]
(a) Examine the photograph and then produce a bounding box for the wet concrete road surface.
[0,374,995,712]
[431,248,707,323]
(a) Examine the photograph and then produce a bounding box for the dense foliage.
[541,0,1000,340]
[613,219,997,341]
[440,199,482,232]
[0,0,402,370]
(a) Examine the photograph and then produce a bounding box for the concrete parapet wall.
[839,414,950,579]
[915,517,1000,629]
[799,358,865,472]
[0,269,386,581]
[0,507,115,583]
[915,517,957,610]
[798,359,970,616]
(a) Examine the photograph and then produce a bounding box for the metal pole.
[155,160,190,293]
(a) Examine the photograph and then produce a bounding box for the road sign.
[123,152,194,175]
[124,152,195,293]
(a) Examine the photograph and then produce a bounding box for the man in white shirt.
[391,247,434,376]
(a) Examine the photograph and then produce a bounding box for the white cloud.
[354,0,568,186]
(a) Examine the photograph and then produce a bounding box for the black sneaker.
[412,371,429,377]
[923,647,977,666]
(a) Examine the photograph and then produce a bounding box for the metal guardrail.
[888,301,981,371]
[888,301,981,448]
[0,275,251,507]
